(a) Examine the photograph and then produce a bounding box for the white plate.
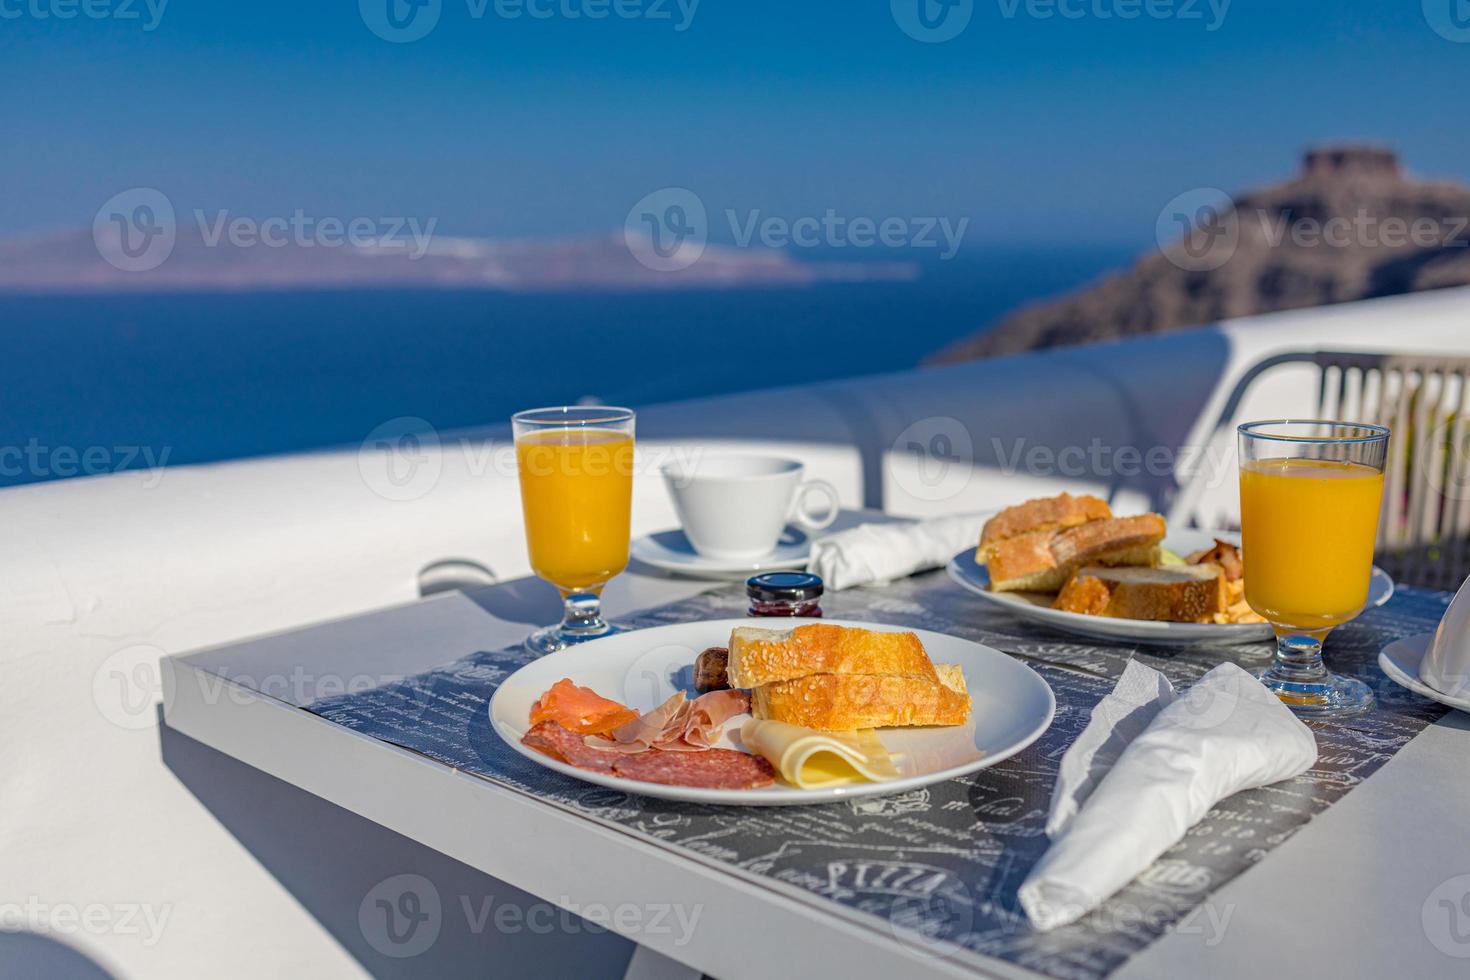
[1379,633,1470,713]
[947,528,1396,648]
[489,617,1055,806]
[630,527,809,580]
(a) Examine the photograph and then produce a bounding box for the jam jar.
[746,572,824,617]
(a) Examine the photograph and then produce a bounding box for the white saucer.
[1378,633,1470,713]
[630,527,810,580]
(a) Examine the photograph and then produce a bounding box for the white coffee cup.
[662,455,840,561]
[1420,574,1470,699]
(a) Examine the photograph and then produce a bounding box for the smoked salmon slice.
[528,678,639,735]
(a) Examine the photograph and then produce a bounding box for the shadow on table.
[159,718,634,979]
[462,577,566,627]
[1436,707,1470,734]
[0,933,115,980]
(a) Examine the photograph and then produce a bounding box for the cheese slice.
[739,718,900,789]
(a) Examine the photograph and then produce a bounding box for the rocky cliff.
[933,146,1470,362]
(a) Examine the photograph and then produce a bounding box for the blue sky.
[5,0,1470,247]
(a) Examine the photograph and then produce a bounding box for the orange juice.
[1240,458,1384,631]
[515,429,633,592]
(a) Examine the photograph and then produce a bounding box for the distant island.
[933,146,1470,363]
[0,228,917,293]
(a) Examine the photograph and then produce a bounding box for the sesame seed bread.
[751,665,971,731]
[726,624,938,689]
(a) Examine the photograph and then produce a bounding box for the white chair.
[1176,349,1470,591]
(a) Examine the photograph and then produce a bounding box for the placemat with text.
[303,573,1450,980]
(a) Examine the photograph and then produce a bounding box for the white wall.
[5,285,1470,978]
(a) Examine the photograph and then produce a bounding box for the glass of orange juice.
[1238,420,1390,719]
[513,406,635,655]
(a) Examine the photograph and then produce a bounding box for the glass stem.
[559,591,609,637]
[1264,631,1330,685]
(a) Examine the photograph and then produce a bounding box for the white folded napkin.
[1019,662,1317,931]
[806,514,984,591]
[1045,659,1177,838]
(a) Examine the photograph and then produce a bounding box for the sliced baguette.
[986,514,1167,593]
[1054,563,1228,623]
[752,665,971,731]
[978,492,1112,562]
[727,624,937,689]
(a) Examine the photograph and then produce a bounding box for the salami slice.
[525,719,777,790]
[610,747,777,790]
[521,721,618,773]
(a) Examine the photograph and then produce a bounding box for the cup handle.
[790,479,840,532]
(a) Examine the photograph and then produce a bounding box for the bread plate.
[948,528,1395,647]
[489,618,1055,806]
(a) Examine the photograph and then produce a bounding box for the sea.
[3,246,1130,488]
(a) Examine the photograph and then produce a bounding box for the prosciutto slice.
[663,689,751,751]
[588,691,689,753]
[582,688,753,754]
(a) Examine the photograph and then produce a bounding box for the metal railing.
[1179,350,1470,592]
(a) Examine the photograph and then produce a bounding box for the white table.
[162,526,1470,979]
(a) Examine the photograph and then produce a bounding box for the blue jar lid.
[746,571,824,602]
